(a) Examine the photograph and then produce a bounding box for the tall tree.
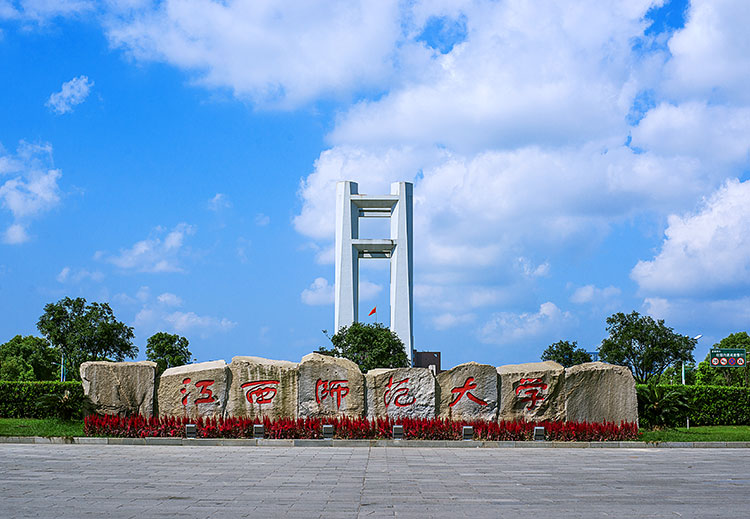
[540,340,592,367]
[146,332,193,375]
[598,311,696,384]
[695,332,750,387]
[37,297,137,380]
[318,322,409,373]
[0,335,59,381]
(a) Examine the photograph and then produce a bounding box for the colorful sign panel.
[710,348,746,367]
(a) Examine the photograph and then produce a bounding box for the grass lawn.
[640,425,750,442]
[0,418,83,437]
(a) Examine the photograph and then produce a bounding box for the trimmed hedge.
[637,384,750,426]
[84,414,639,441]
[0,381,84,419]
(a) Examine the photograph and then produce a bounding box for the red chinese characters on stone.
[449,377,488,407]
[180,378,217,406]
[241,380,279,405]
[515,378,548,410]
[383,376,416,408]
[315,379,349,409]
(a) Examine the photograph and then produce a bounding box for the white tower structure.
[334,181,414,363]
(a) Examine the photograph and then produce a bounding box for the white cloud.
[0,141,62,244]
[56,266,104,283]
[301,277,334,306]
[132,288,236,338]
[46,76,94,114]
[163,311,236,335]
[0,0,94,21]
[207,193,231,211]
[359,280,382,301]
[105,0,404,108]
[664,0,750,104]
[254,213,270,226]
[101,222,195,272]
[644,296,750,331]
[157,292,183,307]
[570,284,621,304]
[433,312,475,330]
[632,179,750,297]
[479,302,573,345]
[630,102,750,169]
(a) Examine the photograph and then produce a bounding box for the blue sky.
[1,0,749,370]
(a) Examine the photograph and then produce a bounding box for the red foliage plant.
[84,415,638,441]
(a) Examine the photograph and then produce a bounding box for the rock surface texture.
[497,361,565,422]
[564,362,638,424]
[157,360,229,419]
[225,356,298,419]
[366,367,436,419]
[297,353,365,418]
[437,362,498,421]
[80,361,157,416]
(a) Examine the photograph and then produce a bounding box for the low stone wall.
[81,355,638,424]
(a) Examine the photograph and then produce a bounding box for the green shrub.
[636,384,750,427]
[0,381,84,419]
[637,381,691,429]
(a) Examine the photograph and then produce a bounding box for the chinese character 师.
[315,379,349,408]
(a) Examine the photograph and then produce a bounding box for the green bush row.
[0,381,84,420]
[637,384,750,426]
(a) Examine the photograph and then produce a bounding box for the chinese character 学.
[383,376,416,408]
[180,378,216,406]
[449,377,488,407]
[515,378,548,410]
[241,380,280,405]
[315,379,349,408]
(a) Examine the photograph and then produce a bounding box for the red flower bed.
[84,414,638,441]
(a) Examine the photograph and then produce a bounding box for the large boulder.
[437,362,498,421]
[297,353,365,418]
[497,361,565,422]
[365,367,436,420]
[80,361,157,416]
[564,362,638,424]
[225,356,298,419]
[157,360,229,418]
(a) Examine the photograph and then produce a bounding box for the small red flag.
[368,307,376,316]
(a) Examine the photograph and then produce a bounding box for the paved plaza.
[1,445,749,518]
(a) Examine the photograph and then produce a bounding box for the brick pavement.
[1,445,748,518]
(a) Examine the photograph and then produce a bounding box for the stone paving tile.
[2,445,750,518]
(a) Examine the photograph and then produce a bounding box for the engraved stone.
[225,356,298,419]
[80,361,157,416]
[297,353,364,418]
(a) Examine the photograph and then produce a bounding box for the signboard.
[710,348,746,367]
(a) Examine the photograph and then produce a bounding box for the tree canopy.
[318,322,409,373]
[695,332,749,387]
[598,311,696,384]
[540,340,592,367]
[37,297,137,380]
[146,332,193,375]
[0,335,59,381]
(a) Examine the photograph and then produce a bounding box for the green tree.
[318,322,409,373]
[598,311,696,384]
[0,335,59,381]
[540,340,593,367]
[37,297,137,381]
[146,332,193,375]
[695,332,750,387]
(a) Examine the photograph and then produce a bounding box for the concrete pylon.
[334,181,414,363]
